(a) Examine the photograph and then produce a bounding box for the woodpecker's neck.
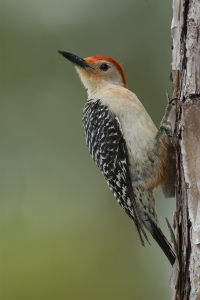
[87,83,124,99]
[86,80,109,99]
[86,83,139,107]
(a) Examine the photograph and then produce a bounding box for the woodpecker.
[58,50,176,265]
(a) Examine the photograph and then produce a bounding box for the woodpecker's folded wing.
[82,99,149,246]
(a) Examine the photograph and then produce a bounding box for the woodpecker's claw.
[169,97,179,105]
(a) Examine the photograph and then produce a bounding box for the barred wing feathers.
[82,99,149,246]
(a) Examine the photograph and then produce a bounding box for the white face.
[75,60,125,96]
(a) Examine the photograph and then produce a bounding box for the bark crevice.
[170,1,200,299]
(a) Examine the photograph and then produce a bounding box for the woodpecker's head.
[58,51,127,95]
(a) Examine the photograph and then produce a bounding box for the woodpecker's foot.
[162,99,175,124]
[156,96,178,140]
[156,108,173,140]
[158,121,172,137]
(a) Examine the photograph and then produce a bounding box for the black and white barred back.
[83,99,152,244]
[82,99,175,265]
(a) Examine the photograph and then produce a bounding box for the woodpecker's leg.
[156,95,178,140]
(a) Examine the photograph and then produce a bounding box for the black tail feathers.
[150,222,176,266]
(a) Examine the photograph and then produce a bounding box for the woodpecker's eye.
[100,63,110,71]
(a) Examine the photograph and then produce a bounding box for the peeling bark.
[170,0,200,299]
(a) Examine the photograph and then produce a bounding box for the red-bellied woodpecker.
[58,50,176,265]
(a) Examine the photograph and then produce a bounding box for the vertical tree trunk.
[170,0,200,299]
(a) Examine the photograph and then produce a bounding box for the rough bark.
[170,0,200,299]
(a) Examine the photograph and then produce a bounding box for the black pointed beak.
[58,51,93,70]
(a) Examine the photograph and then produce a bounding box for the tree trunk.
[170,0,200,299]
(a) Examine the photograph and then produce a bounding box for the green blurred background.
[1,0,175,299]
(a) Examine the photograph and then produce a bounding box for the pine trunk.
[170,0,200,299]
